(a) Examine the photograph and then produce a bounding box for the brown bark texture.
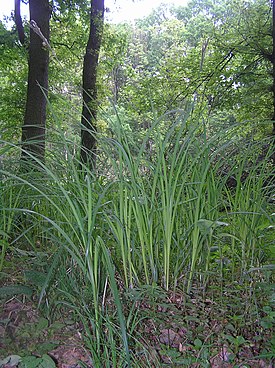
[21,0,50,162]
[80,0,105,170]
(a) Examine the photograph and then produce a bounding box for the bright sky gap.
[0,0,188,24]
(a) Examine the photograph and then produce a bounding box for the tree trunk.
[272,0,275,134]
[21,0,50,163]
[80,0,105,170]
[271,0,275,164]
[14,0,25,46]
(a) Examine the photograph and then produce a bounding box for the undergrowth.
[0,111,274,367]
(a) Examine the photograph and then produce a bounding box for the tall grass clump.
[0,177,23,271]
[0,109,274,366]
[0,141,134,366]
[104,113,273,292]
[221,139,275,279]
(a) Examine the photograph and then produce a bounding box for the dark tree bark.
[14,0,25,46]
[21,0,51,162]
[80,0,105,170]
[272,0,275,134]
[271,0,275,164]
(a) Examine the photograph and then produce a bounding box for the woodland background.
[0,0,274,367]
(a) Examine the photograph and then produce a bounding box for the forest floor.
[0,252,274,368]
[0,285,274,368]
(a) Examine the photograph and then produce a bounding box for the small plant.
[0,354,56,368]
[224,334,248,354]
[260,305,275,330]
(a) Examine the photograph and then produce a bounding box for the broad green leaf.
[0,285,33,297]
[0,355,22,367]
[39,355,56,368]
[24,270,48,287]
[194,338,203,348]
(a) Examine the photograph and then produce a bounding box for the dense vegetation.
[0,0,274,367]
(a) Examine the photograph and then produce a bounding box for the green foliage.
[99,0,273,137]
[0,354,56,368]
[0,21,27,142]
[0,176,23,271]
[0,0,274,366]
[19,355,56,368]
[1,118,274,366]
[1,0,273,143]
[0,285,33,297]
